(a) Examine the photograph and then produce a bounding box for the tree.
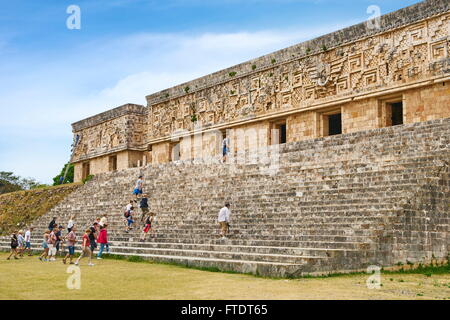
[53,163,74,186]
[0,171,47,194]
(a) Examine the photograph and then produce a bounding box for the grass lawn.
[0,253,449,300]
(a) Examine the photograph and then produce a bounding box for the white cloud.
[0,22,352,183]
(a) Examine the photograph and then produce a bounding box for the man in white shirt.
[218,203,231,239]
[24,227,33,256]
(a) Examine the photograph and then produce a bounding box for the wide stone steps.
[3,118,446,276]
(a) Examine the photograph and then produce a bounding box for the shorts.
[25,242,31,249]
[42,242,48,249]
[68,246,75,255]
[11,245,17,249]
[223,146,228,156]
[90,242,97,251]
[133,188,143,195]
[141,207,149,214]
[127,219,134,227]
[143,224,151,233]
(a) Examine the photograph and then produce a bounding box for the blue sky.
[0,0,421,184]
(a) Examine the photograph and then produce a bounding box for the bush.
[82,174,94,184]
[52,163,74,186]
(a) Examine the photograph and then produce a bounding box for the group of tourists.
[6,174,232,262]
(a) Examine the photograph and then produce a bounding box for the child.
[97,225,108,259]
[75,229,94,266]
[140,213,154,242]
[63,226,77,264]
[125,209,135,233]
[39,230,50,262]
[6,232,19,260]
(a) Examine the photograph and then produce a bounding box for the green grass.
[1,252,449,300]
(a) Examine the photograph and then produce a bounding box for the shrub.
[82,174,94,184]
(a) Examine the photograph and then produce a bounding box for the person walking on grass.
[24,227,33,256]
[218,203,231,239]
[55,225,64,256]
[6,232,19,260]
[75,229,94,266]
[17,230,24,258]
[39,230,50,262]
[97,225,108,259]
[47,226,58,261]
[133,175,144,198]
[89,222,98,256]
[63,226,77,264]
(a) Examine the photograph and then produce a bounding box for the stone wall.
[72,104,147,163]
[70,1,450,181]
[145,1,449,143]
[15,118,450,276]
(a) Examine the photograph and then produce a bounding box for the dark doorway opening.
[170,143,181,161]
[328,113,342,136]
[82,162,90,180]
[279,123,287,144]
[109,155,117,171]
[390,102,403,126]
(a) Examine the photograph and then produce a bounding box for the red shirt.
[82,234,90,247]
[97,229,108,244]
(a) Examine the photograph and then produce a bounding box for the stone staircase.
[1,118,449,277]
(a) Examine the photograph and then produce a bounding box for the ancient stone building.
[72,0,449,182]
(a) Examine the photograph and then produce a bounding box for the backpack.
[11,236,18,247]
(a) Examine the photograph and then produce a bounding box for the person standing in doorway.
[218,203,231,239]
[222,135,230,162]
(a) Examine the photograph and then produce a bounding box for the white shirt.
[218,207,230,222]
[24,230,31,242]
[68,220,74,228]
[222,137,230,148]
[100,217,108,226]
[126,203,132,211]
[136,179,143,189]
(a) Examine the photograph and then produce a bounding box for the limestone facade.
[71,0,450,182]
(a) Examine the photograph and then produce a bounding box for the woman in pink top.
[96,225,108,259]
